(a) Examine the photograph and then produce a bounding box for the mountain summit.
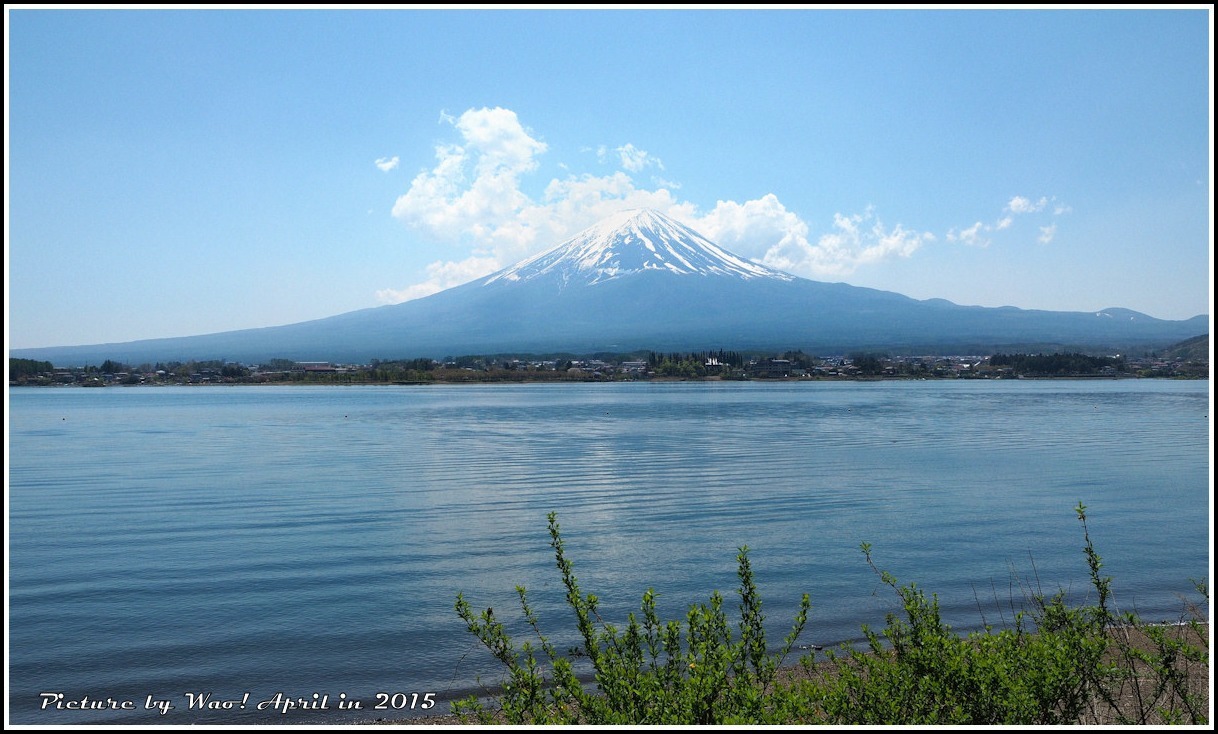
[10,208,1208,365]
[482,209,794,288]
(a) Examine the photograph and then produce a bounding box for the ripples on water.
[7,380,1210,724]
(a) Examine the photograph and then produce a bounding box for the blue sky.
[6,7,1212,350]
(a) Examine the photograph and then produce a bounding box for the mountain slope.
[1160,334,1209,362]
[10,209,1209,365]
[482,208,793,287]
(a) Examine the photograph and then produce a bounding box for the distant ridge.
[1159,334,1209,362]
[10,209,1209,366]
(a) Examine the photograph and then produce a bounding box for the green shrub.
[452,504,1208,725]
[453,511,809,724]
[803,538,1109,724]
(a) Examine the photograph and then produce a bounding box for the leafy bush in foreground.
[453,505,1208,725]
[454,512,809,724]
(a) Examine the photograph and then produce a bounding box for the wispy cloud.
[947,194,1070,248]
[1005,195,1048,214]
[376,255,500,304]
[693,198,932,276]
[374,156,399,172]
[616,143,663,172]
[383,107,1055,300]
[947,221,991,247]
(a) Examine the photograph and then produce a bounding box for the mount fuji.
[482,208,795,287]
[12,209,1208,365]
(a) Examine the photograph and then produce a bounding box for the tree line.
[988,352,1126,375]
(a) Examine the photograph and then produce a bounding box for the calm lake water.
[6,380,1211,724]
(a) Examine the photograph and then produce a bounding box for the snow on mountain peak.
[482,208,795,288]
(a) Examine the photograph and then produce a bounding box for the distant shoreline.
[10,373,1208,388]
[13,347,1206,386]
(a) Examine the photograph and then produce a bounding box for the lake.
[6,380,1211,724]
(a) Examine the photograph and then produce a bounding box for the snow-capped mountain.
[482,209,794,287]
[12,209,1208,365]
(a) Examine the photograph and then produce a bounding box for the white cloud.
[382,107,952,300]
[947,221,990,247]
[391,107,546,246]
[695,198,932,276]
[1006,195,1048,214]
[376,255,500,304]
[960,221,986,245]
[456,107,548,177]
[813,212,929,273]
[374,156,399,172]
[616,143,663,172]
[867,223,936,263]
[694,195,810,263]
[945,195,1069,249]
